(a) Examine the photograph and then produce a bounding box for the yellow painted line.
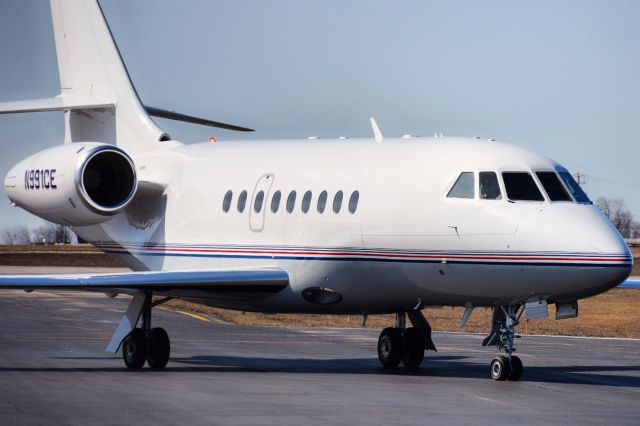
[175,310,210,322]
[180,339,320,345]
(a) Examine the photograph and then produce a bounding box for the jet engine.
[4,142,137,226]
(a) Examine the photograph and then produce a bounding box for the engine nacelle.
[4,142,137,226]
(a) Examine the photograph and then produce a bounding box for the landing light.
[209,137,217,143]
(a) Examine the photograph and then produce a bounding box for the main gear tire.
[146,327,170,370]
[122,328,146,369]
[378,327,403,368]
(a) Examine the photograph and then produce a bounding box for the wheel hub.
[379,337,391,359]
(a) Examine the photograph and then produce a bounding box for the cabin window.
[317,190,328,213]
[271,190,281,213]
[348,190,359,213]
[502,172,544,201]
[447,172,475,199]
[558,171,591,203]
[237,190,248,212]
[302,190,312,213]
[333,191,343,213]
[536,172,572,202]
[286,191,297,213]
[254,190,265,213]
[479,172,501,200]
[222,190,233,212]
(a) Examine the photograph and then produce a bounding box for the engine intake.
[80,148,136,213]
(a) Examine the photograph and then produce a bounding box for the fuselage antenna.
[369,117,383,143]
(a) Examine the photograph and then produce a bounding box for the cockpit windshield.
[479,172,502,200]
[557,171,591,203]
[502,172,544,201]
[536,172,572,202]
[445,170,590,204]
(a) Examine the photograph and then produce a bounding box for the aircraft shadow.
[166,355,640,388]
[0,354,638,388]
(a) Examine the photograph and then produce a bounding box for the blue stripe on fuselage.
[103,249,632,268]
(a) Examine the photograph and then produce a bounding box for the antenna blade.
[369,117,383,142]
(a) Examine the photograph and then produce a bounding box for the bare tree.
[32,222,73,244]
[596,197,635,238]
[629,221,640,241]
[32,223,58,244]
[56,224,73,244]
[1,225,33,245]
[2,223,75,245]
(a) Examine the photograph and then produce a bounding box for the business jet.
[0,0,632,381]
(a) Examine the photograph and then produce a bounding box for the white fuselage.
[1,0,630,315]
[72,137,632,314]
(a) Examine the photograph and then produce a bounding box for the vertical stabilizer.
[50,0,171,153]
[0,0,251,148]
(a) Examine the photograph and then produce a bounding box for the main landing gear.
[121,294,171,370]
[482,305,524,381]
[377,311,437,369]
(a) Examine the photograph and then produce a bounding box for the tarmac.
[0,276,639,425]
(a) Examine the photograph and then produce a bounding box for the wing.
[0,268,289,296]
[0,268,289,354]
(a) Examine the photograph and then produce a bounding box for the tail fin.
[0,0,169,153]
[51,0,169,153]
[0,0,252,154]
[50,0,169,152]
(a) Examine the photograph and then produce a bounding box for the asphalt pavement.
[0,289,639,425]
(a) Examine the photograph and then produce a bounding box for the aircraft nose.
[516,204,632,295]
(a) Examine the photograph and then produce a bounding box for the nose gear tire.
[490,356,511,381]
[508,355,523,381]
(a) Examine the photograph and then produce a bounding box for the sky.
[0,0,639,231]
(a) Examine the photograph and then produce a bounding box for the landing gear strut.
[377,311,437,369]
[483,305,524,381]
[121,293,171,370]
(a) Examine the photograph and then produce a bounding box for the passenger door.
[250,173,274,232]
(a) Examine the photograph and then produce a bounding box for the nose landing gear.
[483,305,524,381]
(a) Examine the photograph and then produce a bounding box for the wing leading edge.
[0,268,289,295]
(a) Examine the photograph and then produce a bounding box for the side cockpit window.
[447,172,475,199]
[536,172,571,202]
[558,171,591,203]
[502,172,544,201]
[479,172,501,200]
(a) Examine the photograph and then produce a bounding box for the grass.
[0,244,123,267]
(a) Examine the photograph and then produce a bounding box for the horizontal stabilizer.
[145,106,254,132]
[0,95,115,114]
[0,268,288,295]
